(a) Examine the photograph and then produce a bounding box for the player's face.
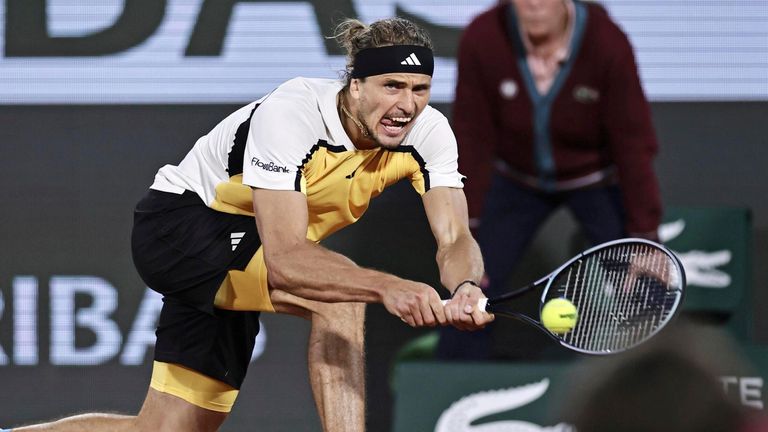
[350,73,431,150]
[512,0,567,39]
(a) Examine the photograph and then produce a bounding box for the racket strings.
[549,242,682,353]
[580,246,609,350]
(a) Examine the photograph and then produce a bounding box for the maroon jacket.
[454,1,662,234]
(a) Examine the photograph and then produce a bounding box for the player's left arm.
[422,186,493,329]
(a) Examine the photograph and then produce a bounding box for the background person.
[560,321,768,432]
[5,17,492,432]
[438,0,663,360]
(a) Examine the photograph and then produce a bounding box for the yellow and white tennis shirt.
[150,77,464,241]
[148,78,464,310]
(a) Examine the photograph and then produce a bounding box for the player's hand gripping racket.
[447,238,685,355]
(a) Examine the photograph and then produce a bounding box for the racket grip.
[441,298,489,312]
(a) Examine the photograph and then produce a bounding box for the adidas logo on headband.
[351,45,434,78]
[400,53,422,66]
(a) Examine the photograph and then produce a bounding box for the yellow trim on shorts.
[215,246,275,312]
[149,361,239,413]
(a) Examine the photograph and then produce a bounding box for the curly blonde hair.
[332,17,433,84]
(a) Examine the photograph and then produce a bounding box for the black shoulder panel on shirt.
[293,139,348,191]
[227,104,259,177]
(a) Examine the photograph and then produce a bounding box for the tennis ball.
[541,298,578,334]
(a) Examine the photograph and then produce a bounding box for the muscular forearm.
[436,231,492,331]
[265,239,404,303]
[267,239,448,327]
[253,188,445,327]
[436,231,484,296]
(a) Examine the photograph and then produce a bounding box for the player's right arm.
[252,187,446,327]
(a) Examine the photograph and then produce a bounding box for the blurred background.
[0,1,766,431]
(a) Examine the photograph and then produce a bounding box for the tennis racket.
[447,238,685,355]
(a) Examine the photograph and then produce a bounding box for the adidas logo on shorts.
[231,232,245,251]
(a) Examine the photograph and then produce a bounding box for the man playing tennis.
[6,17,492,432]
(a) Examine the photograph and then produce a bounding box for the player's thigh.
[269,288,313,319]
[269,288,365,324]
[131,190,262,309]
[135,387,228,432]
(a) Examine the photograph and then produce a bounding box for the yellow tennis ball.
[541,298,578,334]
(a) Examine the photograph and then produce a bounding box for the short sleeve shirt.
[150,77,464,241]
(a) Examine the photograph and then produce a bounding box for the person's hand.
[444,282,494,331]
[623,248,675,293]
[381,281,447,327]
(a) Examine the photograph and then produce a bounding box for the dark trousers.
[436,174,627,360]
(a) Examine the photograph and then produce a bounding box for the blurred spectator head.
[559,320,763,432]
[510,0,569,39]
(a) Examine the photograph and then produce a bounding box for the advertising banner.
[1,0,766,104]
[393,348,768,432]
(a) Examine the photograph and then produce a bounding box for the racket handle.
[441,298,489,312]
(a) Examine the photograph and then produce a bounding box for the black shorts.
[131,189,262,389]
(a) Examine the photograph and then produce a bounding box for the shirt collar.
[317,79,356,151]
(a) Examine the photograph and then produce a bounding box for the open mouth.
[380,116,413,136]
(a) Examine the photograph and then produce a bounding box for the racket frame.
[484,238,686,355]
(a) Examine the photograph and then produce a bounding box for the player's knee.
[320,301,365,324]
[310,302,365,337]
[339,301,365,320]
[138,386,229,432]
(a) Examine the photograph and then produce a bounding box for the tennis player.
[6,17,492,432]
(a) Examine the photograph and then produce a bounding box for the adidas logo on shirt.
[400,53,421,66]
[231,232,245,251]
